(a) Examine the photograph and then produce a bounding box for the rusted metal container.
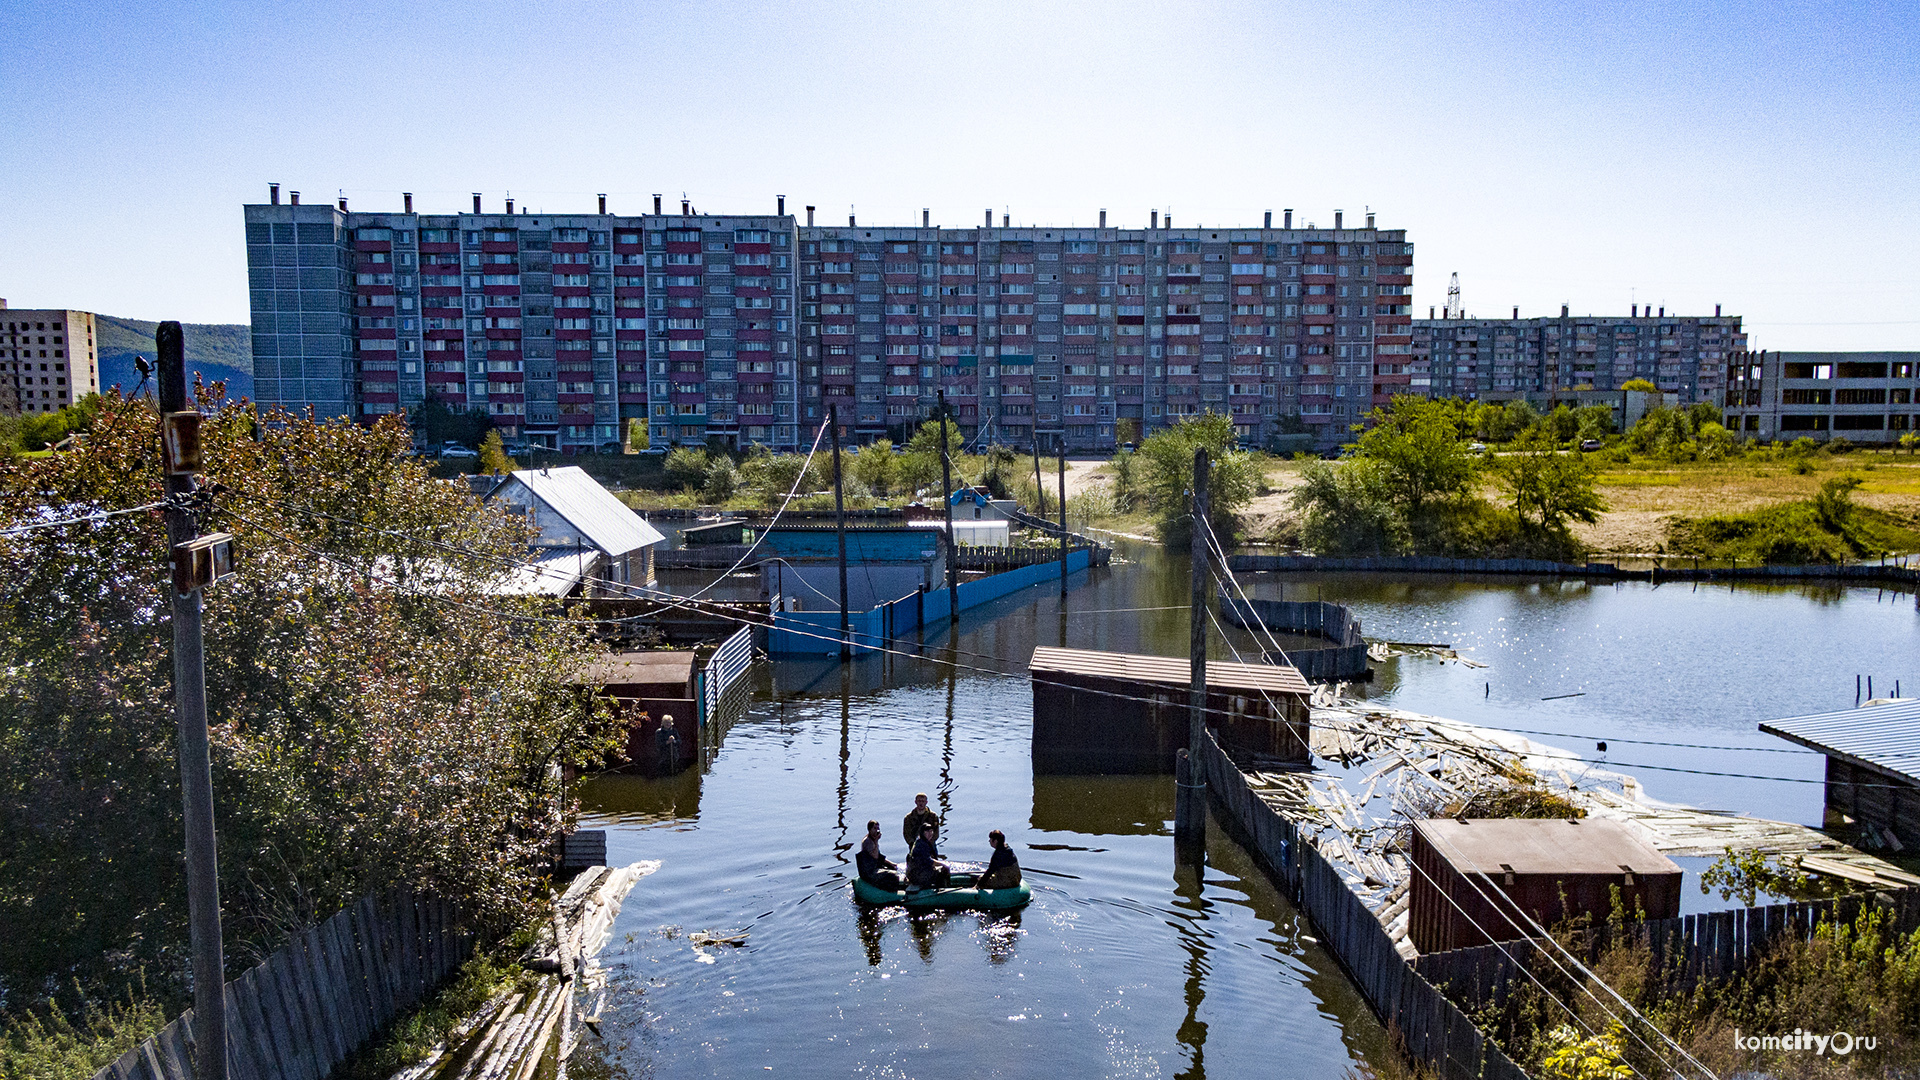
[1409,817,1682,954]
[1029,646,1311,774]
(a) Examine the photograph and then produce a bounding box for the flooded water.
[580,540,1920,1079]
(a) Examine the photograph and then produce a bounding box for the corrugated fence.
[94,891,471,1080]
[1229,553,1920,585]
[1196,731,1531,1079]
[1219,594,1372,683]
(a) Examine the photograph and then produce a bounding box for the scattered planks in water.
[389,860,659,1080]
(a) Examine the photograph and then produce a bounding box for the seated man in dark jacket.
[906,820,951,890]
[975,829,1022,890]
[856,820,903,891]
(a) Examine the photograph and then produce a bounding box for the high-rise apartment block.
[1409,305,1745,404]
[0,300,100,416]
[244,191,1412,451]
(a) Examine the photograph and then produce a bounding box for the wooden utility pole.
[159,322,229,1080]
[937,392,959,623]
[1057,434,1069,599]
[1031,438,1046,518]
[830,405,850,658]
[1175,447,1210,863]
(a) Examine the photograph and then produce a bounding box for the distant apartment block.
[244,189,1412,451]
[0,300,99,416]
[1723,351,1918,443]
[1410,305,1744,404]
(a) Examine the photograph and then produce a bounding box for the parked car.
[1579,439,1604,452]
[1467,442,1488,453]
[636,446,667,456]
[439,443,478,460]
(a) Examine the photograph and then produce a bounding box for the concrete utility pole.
[159,322,229,1080]
[937,392,959,623]
[830,405,850,658]
[1031,438,1046,518]
[1057,435,1068,599]
[1175,447,1210,864]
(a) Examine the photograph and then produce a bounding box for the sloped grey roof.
[495,467,664,558]
[1761,699,1920,784]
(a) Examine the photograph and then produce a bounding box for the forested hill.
[95,315,251,400]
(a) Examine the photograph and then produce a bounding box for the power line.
[1,499,170,536]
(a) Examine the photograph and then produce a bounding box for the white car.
[439,444,479,460]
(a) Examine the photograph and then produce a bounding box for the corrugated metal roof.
[1760,698,1920,784]
[1414,818,1680,876]
[493,548,595,597]
[1030,646,1311,695]
[496,467,665,557]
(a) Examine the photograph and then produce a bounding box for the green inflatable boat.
[853,872,1032,911]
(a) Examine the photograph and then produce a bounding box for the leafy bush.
[0,982,167,1080]
[1136,412,1259,549]
[1669,475,1920,563]
[663,447,711,489]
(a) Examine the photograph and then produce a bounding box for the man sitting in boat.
[975,829,1021,890]
[902,792,940,848]
[906,820,951,890]
[856,820,903,891]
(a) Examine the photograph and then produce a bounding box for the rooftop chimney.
[1099,209,1107,228]
[653,193,662,214]
[807,205,815,226]
[682,198,691,215]
[1632,304,1638,317]
[1264,210,1272,228]
[985,209,992,227]
[923,208,930,227]
[1150,210,1158,229]
[1284,209,1292,229]
[1562,303,1569,317]
[1658,306,1664,317]
[849,212,857,226]
[1002,213,1009,227]
[1166,216,1173,229]
[505,197,514,215]
[1366,211,1376,229]
[1514,306,1519,319]
[1334,210,1343,230]
[598,193,607,214]
[403,192,413,213]
[473,193,482,214]
[1430,306,1437,319]
[338,196,348,211]
[1715,303,1721,316]
[777,195,785,216]
[290,191,300,205]
[269,182,280,205]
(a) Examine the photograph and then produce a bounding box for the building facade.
[244,190,1411,452]
[0,302,100,416]
[1410,305,1744,404]
[1723,351,1919,443]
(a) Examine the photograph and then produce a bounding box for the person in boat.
[856,820,903,891]
[902,792,940,848]
[975,829,1022,890]
[906,820,951,890]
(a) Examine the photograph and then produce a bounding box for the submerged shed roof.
[1414,818,1680,876]
[496,466,665,557]
[1030,646,1311,696]
[1761,699,1920,784]
[573,651,697,687]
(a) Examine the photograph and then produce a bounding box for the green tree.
[1137,412,1258,549]
[1544,404,1579,443]
[1354,396,1477,517]
[1620,378,1659,393]
[477,429,517,475]
[976,444,1021,499]
[627,417,648,451]
[408,394,490,448]
[1573,404,1615,442]
[0,390,620,1014]
[702,456,741,502]
[905,418,965,462]
[663,446,711,488]
[894,449,942,498]
[1901,431,1920,456]
[741,448,824,507]
[1490,436,1607,532]
[1292,458,1407,554]
[1114,417,1141,447]
[849,439,896,498]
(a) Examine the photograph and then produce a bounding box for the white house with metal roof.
[488,466,664,593]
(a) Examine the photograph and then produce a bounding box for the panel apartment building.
[244,190,1412,452]
[1410,304,1745,405]
[0,301,100,417]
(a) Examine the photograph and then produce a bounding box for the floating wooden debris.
[389,861,658,1080]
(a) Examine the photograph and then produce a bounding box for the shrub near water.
[1669,475,1920,563]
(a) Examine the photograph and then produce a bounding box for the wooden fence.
[1414,886,1920,1014]
[95,891,472,1080]
[1196,731,1531,1079]
[1219,594,1372,683]
[1229,553,1920,587]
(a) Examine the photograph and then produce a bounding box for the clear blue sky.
[2,1,1914,349]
